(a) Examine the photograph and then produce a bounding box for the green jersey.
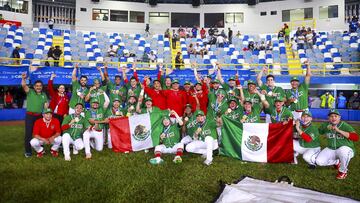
[88,86,107,108]
[160,124,181,148]
[196,119,218,140]
[241,106,261,123]
[85,107,106,130]
[185,114,198,137]
[124,103,137,117]
[260,84,285,107]
[26,89,48,113]
[69,80,89,108]
[106,107,124,118]
[319,121,356,151]
[299,124,320,148]
[140,106,161,114]
[125,84,141,101]
[107,81,126,103]
[224,106,244,121]
[265,106,293,123]
[285,83,309,111]
[222,83,240,99]
[62,114,89,140]
[243,90,261,110]
[207,93,228,120]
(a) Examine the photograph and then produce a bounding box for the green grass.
[0,123,359,202]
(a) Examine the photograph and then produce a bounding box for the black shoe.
[24,152,32,158]
[308,164,316,169]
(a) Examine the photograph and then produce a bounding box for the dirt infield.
[0,120,24,126]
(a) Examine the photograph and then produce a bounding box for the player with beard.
[85,66,110,110]
[103,65,126,104]
[69,64,88,115]
[122,63,141,101]
[238,87,269,123]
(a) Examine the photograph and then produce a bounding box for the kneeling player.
[150,110,184,165]
[293,110,320,168]
[185,110,219,166]
[61,103,87,161]
[30,108,61,157]
[316,109,359,179]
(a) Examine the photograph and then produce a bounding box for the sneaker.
[24,153,32,158]
[144,149,149,153]
[201,154,207,159]
[73,148,79,155]
[64,155,71,161]
[308,164,316,169]
[336,171,347,180]
[149,157,164,165]
[204,159,212,166]
[334,161,340,170]
[50,149,59,157]
[37,150,45,158]
[173,156,182,164]
[85,153,92,159]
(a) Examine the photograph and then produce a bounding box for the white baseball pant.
[83,129,104,155]
[181,135,193,145]
[154,143,184,154]
[293,140,320,165]
[316,146,354,173]
[30,136,62,153]
[186,136,218,161]
[107,129,112,149]
[62,133,84,157]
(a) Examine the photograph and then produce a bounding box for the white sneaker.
[73,148,78,155]
[85,153,92,159]
[204,159,212,166]
[64,155,71,161]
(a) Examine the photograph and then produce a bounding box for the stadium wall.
[1,0,33,27]
[75,0,346,34]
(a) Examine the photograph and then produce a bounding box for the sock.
[155,151,161,158]
[176,149,183,157]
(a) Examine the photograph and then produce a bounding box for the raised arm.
[122,66,128,83]
[47,73,57,98]
[97,66,105,82]
[257,89,269,109]
[21,73,30,93]
[132,63,139,82]
[304,60,311,85]
[237,85,244,105]
[192,62,201,83]
[171,110,183,126]
[216,63,224,84]
[85,86,95,102]
[103,92,110,109]
[72,64,78,82]
[257,66,266,87]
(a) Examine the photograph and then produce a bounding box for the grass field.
[0,122,359,202]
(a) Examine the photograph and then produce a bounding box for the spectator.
[305,29,313,49]
[45,46,54,66]
[228,27,233,44]
[248,41,255,51]
[191,26,197,38]
[53,45,62,67]
[295,27,301,37]
[172,29,178,49]
[216,35,225,48]
[164,28,170,38]
[200,28,206,39]
[284,24,290,43]
[4,90,14,109]
[320,91,335,108]
[175,52,183,69]
[147,51,157,63]
[48,18,54,30]
[337,92,347,109]
[107,45,116,57]
[297,33,305,49]
[291,38,297,58]
[278,29,284,38]
[4,2,11,11]
[236,30,241,37]
[348,92,360,109]
[11,46,20,65]
[145,24,150,36]
[187,43,196,55]
[349,16,359,33]
[266,41,273,51]
[259,41,266,51]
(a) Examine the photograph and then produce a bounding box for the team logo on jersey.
[244,135,263,151]
[132,124,150,141]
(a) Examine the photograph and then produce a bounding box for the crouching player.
[61,103,88,161]
[184,110,219,166]
[150,110,184,165]
[316,109,359,179]
[293,110,320,168]
[30,108,61,157]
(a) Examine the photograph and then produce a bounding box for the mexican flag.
[220,116,294,163]
[109,113,163,152]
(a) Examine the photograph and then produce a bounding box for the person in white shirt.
[297,34,305,50]
[291,38,298,58]
[305,30,313,49]
[216,35,225,48]
[107,45,116,57]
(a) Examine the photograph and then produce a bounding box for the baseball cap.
[91,98,100,104]
[228,76,236,81]
[195,110,205,116]
[302,110,312,117]
[328,109,340,116]
[144,97,153,102]
[212,79,220,84]
[195,82,202,86]
[43,108,53,114]
[153,79,160,84]
[290,76,300,82]
[216,88,226,96]
[206,74,213,79]
[185,103,192,108]
[228,97,238,104]
[244,99,252,104]
[275,96,285,102]
[247,80,256,86]
[75,103,84,107]
[162,115,171,121]
[184,81,191,86]
[172,79,179,84]
[113,97,121,102]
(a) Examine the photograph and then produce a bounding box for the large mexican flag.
[220,116,294,163]
[109,113,163,152]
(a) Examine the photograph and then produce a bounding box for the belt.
[295,110,304,112]
[26,112,41,116]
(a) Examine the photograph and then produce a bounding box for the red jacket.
[33,118,61,138]
[191,82,209,115]
[162,89,187,117]
[143,81,167,110]
[47,80,69,116]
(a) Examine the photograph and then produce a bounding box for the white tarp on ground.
[215,177,359,203]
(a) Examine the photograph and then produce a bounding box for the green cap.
[113,97,121,102]
[212,79,220,84]
[216,88,226,96]
[244,98,252,104]
[153,79,161,84]
[328,109,340,116]
[228,97,238,104]
[274,96,285,102]
[228,76,236,81]
[195,82,202,86]
[185,103,192,108]
[43,108,53,114]
[163,115,171,121]
[144,97,153,102]
[247,80,256,86]
[302,110,312,117]
[290,76,299,82]
[91,98,100,104]
[93,78,100,83]
[206,74,213,79]
[184,81,191,85]
[172,79,179,84]
[75,103,84,107]
[195,110,205,116]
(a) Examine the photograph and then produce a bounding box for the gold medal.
[74,117,80,122]
[184,117,189,122]
[227,108,232,114]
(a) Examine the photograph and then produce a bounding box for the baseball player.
[83,98,108,159]
[61,103,88,161]
[257,66,286,123]
[30,108,61,158]
[124,95,138,117]
[184,110,220,166]
[105,97,125,149]
[243,80,261,110]
[285,61,311,120]
[316,109,359,179]
[85,67,109,109]
[149,110,184,165]
[239,87,269,123]
[265,96,293,124]
[103,66,126,104]
[293,110,320,169]
[224,97,243,121]
[207,88,229,121]
[69,64,89,115]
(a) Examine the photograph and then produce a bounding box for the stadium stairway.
[171,41,181,68]
[52,35,64,66]
[286,43,302,75]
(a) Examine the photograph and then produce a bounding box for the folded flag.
[220,116,294,163]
